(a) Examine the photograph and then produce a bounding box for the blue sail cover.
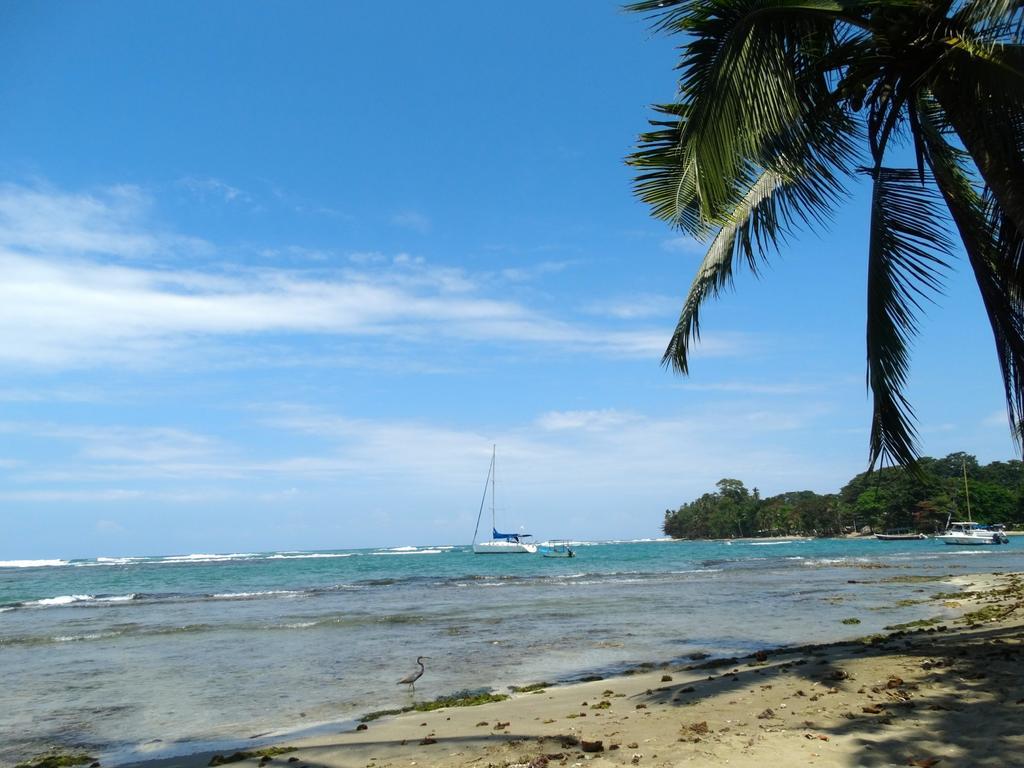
[493,528,530,540]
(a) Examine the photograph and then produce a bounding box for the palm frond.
[631,104,711,236]
[865,168,952,469]
[627,0,860,230]
[918,97,1024,450]
[663,169,783,373]
[931,47,1024,234]
[663,154,848,372]
[955,0,1024,39]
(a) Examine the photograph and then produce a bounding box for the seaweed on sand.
[15,753,97,768]
[359,690,510,722]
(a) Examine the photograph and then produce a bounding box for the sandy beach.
[108,571,1024,768]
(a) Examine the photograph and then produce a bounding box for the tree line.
[662,453,1024,540]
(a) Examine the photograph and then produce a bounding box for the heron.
[397,656,429,690]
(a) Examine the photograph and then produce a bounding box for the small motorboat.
[937,460,1011,546]
[539,540,575,558]
[875,529,928,541]
[937,521,1009,546]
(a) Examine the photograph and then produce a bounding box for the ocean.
[1,537,1021,766]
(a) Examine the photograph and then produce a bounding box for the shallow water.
[1,538,1021,765]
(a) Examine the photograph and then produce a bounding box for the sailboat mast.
[491,444,496,531]
[962,458,972,522]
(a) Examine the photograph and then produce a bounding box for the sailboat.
[472,446,537,554]
[937,460,1010,546]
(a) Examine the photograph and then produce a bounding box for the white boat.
[938,521,1009,545]
[937,461,1010,546]
[471,446,537,554]
[875,529,928,541]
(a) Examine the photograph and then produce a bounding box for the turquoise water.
[1,537,1021,766]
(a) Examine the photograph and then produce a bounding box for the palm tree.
[627,0,1024,470]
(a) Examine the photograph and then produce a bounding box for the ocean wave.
[371,548,444,556]
[158,553,259,563]
[0,559,69,568]
[211,590,303,600]
[52,632,122,643]
[21,593,139,608]
[32,594,95,606]
[266,553,354,560]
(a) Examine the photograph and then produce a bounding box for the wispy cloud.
[0,182,755,370]
[983,409,1010,427]
[662,235,707,255]
[582,293,678,320]
[177,176,248,204]
[390,210,431,233]
[675,380,821,395]
[0,394,850,522]
[536,409,637,431]
[0,421,221,464]
[0,182,157,257]
[500,260,574,283]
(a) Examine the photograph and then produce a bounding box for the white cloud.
[537,409,637,431]
[662,235,707,255]
[676,380,820,395]
[390,210,432,233]
[177,176,247,203]
[0,422,220,464]
[0,183,155,257]
[0,489,144,502]
[0,182,753,369]
[582,293,678,320]
[500,260,573,283]
[983,410,1010,427]
[96,519,127,534]
[0,390,851,521]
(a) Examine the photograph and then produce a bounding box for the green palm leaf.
[919,98,1024,445]
[865,168,952,469]
[630,0,1024,468]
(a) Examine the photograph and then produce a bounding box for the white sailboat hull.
[473,540,537,554]
[472,446,537,554]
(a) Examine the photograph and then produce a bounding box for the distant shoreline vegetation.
[662,452,1023,540]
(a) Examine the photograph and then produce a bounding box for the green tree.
[628,0,1024,470]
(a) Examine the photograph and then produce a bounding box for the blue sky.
[0,1,1015,558]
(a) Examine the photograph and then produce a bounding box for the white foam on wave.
[52,632,119,642]
[372,548,443,556]
[157,553,259,564]
[32,594,94,606]
[25,593,138,608]
[749,541,796,546]
[211,590,302,599]
[267,553,354,560]
[0,559,69,568]
[386,546,419,552]
[98,594,137,602]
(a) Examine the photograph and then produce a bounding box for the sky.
[0,1,1017,558]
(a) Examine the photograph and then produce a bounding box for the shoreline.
[74,571,1022,768]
